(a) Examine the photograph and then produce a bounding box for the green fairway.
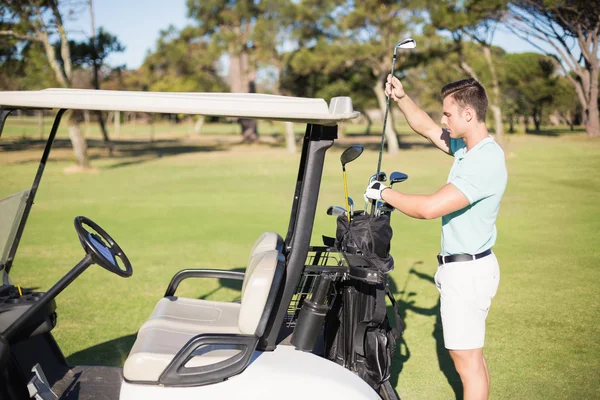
[1,124,599,399]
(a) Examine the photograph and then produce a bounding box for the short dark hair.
[441,78,488,122]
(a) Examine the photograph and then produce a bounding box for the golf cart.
[0,89,401,400]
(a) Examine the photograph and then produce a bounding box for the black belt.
[437,249,492,265]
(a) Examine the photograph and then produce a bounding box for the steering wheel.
[74,216,133,278]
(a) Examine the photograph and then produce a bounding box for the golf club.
[372,38,416,216]
[389,171,408,186]
[341,145,364,221]
[365,172,387,212]
[327,205,347,217]
[377,172,409,216]
[348,197,354,220]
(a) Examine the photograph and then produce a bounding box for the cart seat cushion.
[123,249,283,383]
[123,326,242,382]
[142,297,241,332]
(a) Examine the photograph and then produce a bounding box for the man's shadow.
[388,265,463,400]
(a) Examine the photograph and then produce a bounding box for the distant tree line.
[0,0,598,169]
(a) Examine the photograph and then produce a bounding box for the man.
[364,76,507,400]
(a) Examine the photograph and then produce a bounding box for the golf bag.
[325,212,405,398]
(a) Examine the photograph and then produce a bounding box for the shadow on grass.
[197,267,245,301]
[388,264,463,399]
[522,127,585,137]
[67,334,136,367]
[0,138,230,167]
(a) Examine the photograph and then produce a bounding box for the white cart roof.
[0,88,358,125]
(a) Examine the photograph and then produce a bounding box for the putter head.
[390,171,408,185]
[393,38,416,55]
[341,145,364,167]
[327,205,347,217]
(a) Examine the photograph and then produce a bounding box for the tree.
[0,0,91,170]
[506,0,600,137]
[289,0,417,155]
[429,0,510,147]
[124,25,227,134]
[551,75,581,130]
[70,26,125,154]
[503,52,557,132]
[133,25,226,93]
[186,0,293,143]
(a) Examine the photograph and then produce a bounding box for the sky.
[65,0,544,71]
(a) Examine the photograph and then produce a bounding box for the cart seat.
[142,232,283,330]
[123,248,284,383]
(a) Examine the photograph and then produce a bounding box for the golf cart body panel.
[120,345,380,400]
[0,90,392,399]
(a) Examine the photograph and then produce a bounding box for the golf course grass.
[1,120,598,399]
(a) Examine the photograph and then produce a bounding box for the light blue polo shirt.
[441,136,507,256]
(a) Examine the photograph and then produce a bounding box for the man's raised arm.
[386,75,451,155]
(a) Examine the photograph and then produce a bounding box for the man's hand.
[364,181,389,203]
[385,74,406,101]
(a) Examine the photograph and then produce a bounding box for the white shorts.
[434,252,500,350]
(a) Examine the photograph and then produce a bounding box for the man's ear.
[464,106,474,123]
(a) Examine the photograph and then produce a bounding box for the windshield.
[0,189,30,271]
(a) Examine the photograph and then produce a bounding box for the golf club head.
[393,38,417,55]
[341,145,364,167]
[390,171,408,186]
[368,172,387,184]
[327,205,347,217]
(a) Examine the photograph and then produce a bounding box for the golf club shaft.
[376,56,398,176]
[343,168,350,221]
[372,56,398,216]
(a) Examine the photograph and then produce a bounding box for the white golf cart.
[0,89,399,400]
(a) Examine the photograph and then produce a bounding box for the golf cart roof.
[0,88,359,125]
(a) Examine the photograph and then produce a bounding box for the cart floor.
[52,366,122,400]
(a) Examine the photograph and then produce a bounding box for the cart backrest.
[242,232,283,295]
[239,249,284,335]
[0,190,30,269]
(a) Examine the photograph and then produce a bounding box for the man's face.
[441,96,467,139]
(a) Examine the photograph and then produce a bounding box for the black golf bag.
[324,212,405,399]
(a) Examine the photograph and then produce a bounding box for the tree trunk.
[67,112,90,169]
[284,122,296,153]
[587,104,600,137]
[114,111,120,137]
[482,46,505,147]
[228,42,243,93]
[361,110,372,135]
[586,60,599,137]
[508,115,514,133]
[532,109,541,132]
[373,77,399,156]
[37,111,44,139]
[193,116,204,135]
[95,110,114,156]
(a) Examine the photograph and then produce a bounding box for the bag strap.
[385,282,405,339]
[353,282,387,356]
